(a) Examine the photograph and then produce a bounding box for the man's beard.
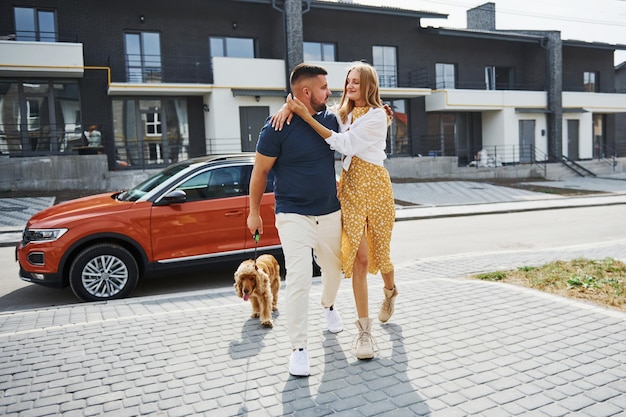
[311,99,327,113]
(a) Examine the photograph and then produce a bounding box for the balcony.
[563,92,626,113]
[0,40,84,77]
[426,89,547,112]
[106,56,431,98]
[107,56,288,96]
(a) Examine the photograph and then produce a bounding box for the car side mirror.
[155,189,187,206]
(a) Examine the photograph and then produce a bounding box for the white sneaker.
[324,306,343,333]
[289,348,310,377]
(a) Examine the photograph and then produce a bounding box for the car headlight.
[22,228,68,244]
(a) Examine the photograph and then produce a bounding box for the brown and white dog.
[233,254,280,327]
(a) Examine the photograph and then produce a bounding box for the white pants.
[275,210,342,349]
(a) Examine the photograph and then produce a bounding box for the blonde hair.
[337,63,383,124]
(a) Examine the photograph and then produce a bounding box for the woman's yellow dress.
[338,106,395,278]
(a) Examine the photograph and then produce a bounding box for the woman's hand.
[286,94,309,118]
[383,103,394,127]
[270,102,293,131]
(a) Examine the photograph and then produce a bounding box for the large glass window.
[113,98,189,169]
[485,66,513,90]
[14,7,56,42]
[210,37,255,58]
[435,63,456,89]
[373,46,397,88]
[124,32,162,83]
[303,42,335,61]
[0,80,80,155]
[593,114,605,158]
[584,71,599,92]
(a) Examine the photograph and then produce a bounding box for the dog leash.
[253,229,260,270]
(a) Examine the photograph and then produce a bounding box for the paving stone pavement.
[2,177,626,415]
[0,241,625,416]
[0,197,55,229]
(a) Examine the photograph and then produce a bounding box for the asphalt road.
[1,204,625,312]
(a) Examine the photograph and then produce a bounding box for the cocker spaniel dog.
[234,254,280,327]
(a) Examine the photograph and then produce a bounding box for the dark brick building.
[1,0,625,171]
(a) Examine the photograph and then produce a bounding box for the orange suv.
[16,153,281,301]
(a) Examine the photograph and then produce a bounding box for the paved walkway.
[0,241,624,416]
[1,177,626,416]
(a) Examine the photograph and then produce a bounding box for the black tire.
[69,243,139,302]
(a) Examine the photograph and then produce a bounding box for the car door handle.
[224,210,244,217]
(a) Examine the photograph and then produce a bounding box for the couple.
[247,62,397,377]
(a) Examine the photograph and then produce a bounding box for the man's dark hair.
[290,63,328,87]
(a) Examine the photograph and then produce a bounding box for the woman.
[84,125,101,147]
[282,63,397,359]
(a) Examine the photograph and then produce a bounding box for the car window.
[207,167,244,199]
[176,171,211,202]
[238,165,273,193]
[176,166,245,202]
[118,163,190,201]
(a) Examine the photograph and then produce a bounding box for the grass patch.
[474,258,626,312]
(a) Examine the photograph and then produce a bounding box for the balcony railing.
[0,30,78,43]
[399,67,626,93]
[409,76,546,92]
[0,123,86,156]
[417,135,550,168]
[108,55,213,84]
[562,84,622,93]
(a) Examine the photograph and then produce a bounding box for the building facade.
[1,0,625,173]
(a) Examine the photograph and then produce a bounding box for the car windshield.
[117,163,191,202]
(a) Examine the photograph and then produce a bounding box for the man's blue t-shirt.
[256,110,340,216]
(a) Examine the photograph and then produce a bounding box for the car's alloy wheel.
[69,243,139,301]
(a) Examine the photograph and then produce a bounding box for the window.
[14,7,56,42]
[593,114,605,158]
[584,71,599,92]
[373,46,397,88]
[0,80,81,155]
[210,37,255,58]
[124,32,162,83]
[485,66,513,90]
[303,42,335,61]
[113,98,189,168]
[485,67,496,90]
[435,63,456,89]
[145,111,161,136]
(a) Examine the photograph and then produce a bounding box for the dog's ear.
[256,269,269,294]
[234,274,243,298]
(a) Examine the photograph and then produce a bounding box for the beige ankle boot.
[378,286,398,323]
[355,318,375,359]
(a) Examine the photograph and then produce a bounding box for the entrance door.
[519,120,535,163]
[567,120,579,160]
[593,114,605,159]
[239,107,269,152]
[440,114,456,156]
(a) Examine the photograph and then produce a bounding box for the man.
[247,63,343,377]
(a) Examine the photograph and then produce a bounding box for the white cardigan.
[325,107,388,171]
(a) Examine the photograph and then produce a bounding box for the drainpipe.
[541,32,563,161]
[272,0,310,92]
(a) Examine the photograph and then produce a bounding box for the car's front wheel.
[69,243,139,302]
